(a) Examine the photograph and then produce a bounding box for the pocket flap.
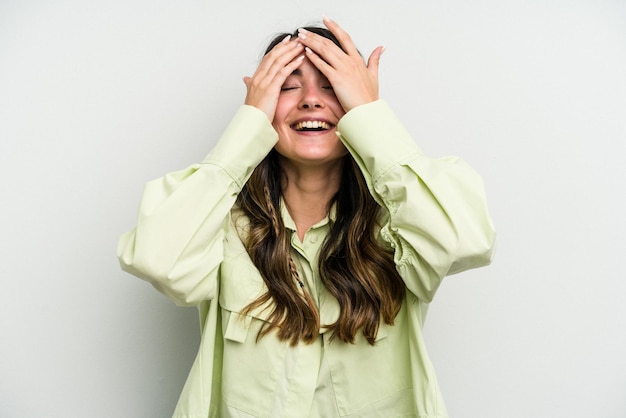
[219,224,272,321]
[224,312,251,343]
[375,324,388,342]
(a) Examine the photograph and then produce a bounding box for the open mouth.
[291,120,334,132]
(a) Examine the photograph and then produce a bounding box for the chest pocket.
[218,220,273,342]
[217,217,292,415]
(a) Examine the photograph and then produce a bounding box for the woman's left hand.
[297,17,384,112]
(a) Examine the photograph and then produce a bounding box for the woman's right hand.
[243,36,305,121]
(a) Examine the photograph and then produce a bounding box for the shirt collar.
[279,197,336,231]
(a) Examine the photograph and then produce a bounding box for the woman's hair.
[236,27,405,346]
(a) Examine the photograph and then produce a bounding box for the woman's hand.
[297,17,384,112]
[243,36,305,121]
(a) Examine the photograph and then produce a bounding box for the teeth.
[294,121,331,131]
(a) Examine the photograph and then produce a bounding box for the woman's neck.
[280,158,343,241]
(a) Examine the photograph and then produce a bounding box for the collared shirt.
[118,100,496,418]
[281,201,339,417]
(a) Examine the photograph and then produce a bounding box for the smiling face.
[272,58,347,168]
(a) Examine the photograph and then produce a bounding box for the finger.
[267,40,304,67]
[264,48,305,90]
[261,41,301,72]
[303,46,334,78]
[255,38,302,78]
[244,41,303,98]
[321,16,360,57]
[244,53,304,120]
[259,52,305,96]
[277,53,305,82]
[297,29,347,69]
[366,46,385,74]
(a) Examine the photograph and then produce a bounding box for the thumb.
[367,46,385,73]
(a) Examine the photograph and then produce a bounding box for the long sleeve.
[117,105,278,306]
[336,100,496,303]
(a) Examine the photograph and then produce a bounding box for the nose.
[299,84,324,110]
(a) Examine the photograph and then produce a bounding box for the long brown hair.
[236,150,405,346]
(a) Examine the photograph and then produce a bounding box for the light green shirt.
[118,100,496,418]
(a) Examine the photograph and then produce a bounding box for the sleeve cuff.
[336,100,422,181]
[202,105,278,186]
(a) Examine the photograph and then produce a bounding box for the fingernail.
[305,47,313,54]
[322,15,331,23]
[281,34,291,43]
[297,28,307,39]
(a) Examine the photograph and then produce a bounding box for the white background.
[1,0,625,417]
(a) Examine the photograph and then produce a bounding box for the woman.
[118,17,495,418]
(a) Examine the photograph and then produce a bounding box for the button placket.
[290,232,319,305]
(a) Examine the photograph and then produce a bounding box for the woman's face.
[272,58,347,167]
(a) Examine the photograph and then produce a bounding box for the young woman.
[118,17,495,418]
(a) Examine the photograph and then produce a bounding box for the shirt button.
[309,235,319,244]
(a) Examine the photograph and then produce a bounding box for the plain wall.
[1,0,625,417]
